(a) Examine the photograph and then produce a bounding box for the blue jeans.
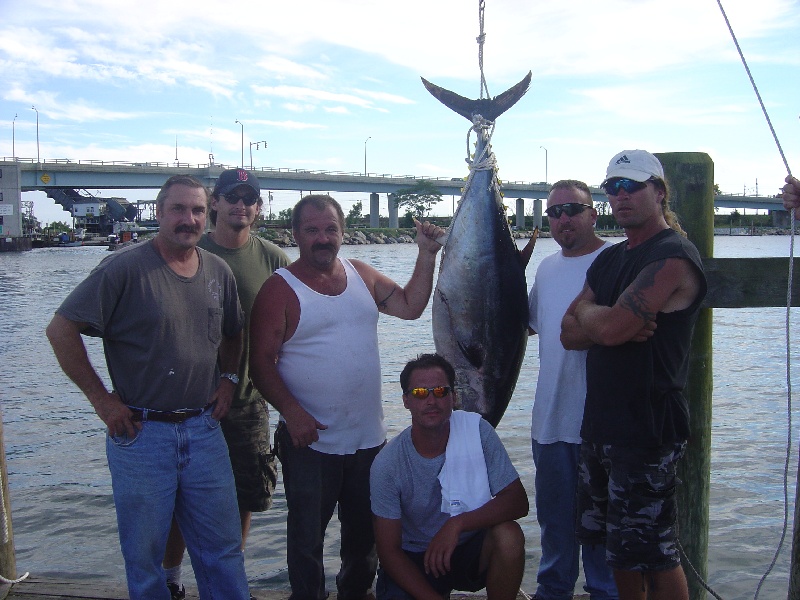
[532,440,618,600]
[275,422,382,600]
[107,410,249,600]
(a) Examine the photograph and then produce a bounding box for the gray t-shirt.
[370,417,520,552]
[56,241,244,411]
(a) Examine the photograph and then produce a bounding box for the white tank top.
[276,258,387,454]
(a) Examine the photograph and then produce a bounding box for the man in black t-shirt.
[561,150,706,600]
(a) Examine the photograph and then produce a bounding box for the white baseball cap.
[602,150,665,185]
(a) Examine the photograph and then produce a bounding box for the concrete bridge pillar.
[533,198,543,230]
[515,198,525,230]
[369,193,380,228]
[774,209,792,229]
[388,194,398,228]
[0,162,29,252]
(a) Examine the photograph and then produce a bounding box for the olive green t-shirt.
[198,233,290,406]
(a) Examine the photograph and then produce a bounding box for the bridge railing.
[2,156,546,187]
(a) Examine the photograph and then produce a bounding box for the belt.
[129,407,205,423]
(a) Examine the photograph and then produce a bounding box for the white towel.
[437,410,492,516]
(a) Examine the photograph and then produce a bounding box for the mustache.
[311,243,336,253]
[174,225,200,234]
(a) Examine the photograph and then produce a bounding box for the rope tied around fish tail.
[460,115,502,203]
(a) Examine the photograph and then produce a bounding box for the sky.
[2,0,799,225]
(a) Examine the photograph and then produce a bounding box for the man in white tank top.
[250,195,445,600]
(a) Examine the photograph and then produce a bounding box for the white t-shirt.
[528,242,610,444]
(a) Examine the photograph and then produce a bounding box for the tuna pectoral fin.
[458,342,484,370]
[420,72,532,122]
[517,227,539,268]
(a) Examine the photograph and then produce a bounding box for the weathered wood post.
[657,152,715,600]
[0,409,17,583]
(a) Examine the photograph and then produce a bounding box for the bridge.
[0,157,787,250]
[7,157,784,208]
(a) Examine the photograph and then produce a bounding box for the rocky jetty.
[257,227,538,248]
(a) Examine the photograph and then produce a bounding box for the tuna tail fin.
[420,71,532,122]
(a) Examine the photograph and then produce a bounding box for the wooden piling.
[0,408,17,584]
[657,152,715,600]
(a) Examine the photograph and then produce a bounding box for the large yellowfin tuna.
[423,72,532,427]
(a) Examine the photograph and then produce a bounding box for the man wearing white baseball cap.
[561,150,707,600]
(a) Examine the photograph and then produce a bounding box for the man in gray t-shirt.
[370,353,529,600]
[46,175,249,600]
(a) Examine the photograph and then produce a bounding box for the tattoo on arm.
[618,259,666,322]
[377,286,396,309]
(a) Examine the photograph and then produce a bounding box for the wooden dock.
[0,577,591,599]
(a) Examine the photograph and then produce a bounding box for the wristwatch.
[220,372,240,385]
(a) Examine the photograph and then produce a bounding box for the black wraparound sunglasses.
[544,203,592,219]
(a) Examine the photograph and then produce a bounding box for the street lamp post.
[268,191,273,221]
[540,145,548,183]
[249,140,268,170]
[235,119,244,167]
[364,136,371,176]
[31,106,40,164]
[12,114,17,159]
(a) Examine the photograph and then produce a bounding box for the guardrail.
[1,157,543,187]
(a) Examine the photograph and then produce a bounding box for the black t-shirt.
[581,229,707,447]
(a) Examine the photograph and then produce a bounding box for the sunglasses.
[544,203,592,219]
[406,386,452,399]
[222,191,260,206]
[602,178,649,196]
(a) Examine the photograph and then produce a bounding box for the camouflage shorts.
[575,440,686,572]
[220,397,278,513]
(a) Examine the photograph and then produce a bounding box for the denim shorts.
[576,441,686,572]
[376,529,487,599]
[220,397,277,512]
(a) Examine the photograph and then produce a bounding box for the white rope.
[0,572,29,585]
[458,115,500,208]
[0,475,29,585]
[476,0,490,100]
[713,2,795,598]
[0,474,7,546]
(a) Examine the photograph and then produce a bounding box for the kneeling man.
[370,354,528,600]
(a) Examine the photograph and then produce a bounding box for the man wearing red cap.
[562,150,707,600]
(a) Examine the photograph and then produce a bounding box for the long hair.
[652,178,686,236]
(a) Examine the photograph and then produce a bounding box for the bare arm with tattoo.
[569,257,701,347]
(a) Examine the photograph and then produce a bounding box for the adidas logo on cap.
[615,155,631,165]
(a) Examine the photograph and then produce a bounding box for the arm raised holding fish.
[351,218,446,320]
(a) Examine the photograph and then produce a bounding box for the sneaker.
[167,582,186,600]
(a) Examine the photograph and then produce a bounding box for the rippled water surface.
[1,235,799,599]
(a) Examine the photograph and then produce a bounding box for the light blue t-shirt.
[369,417,519,552]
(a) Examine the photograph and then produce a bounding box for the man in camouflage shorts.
[576,443,686,571]
[562,150,706,600]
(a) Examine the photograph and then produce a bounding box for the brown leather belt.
[129,407,205,423]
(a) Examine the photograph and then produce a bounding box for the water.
[1,235,799,599]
